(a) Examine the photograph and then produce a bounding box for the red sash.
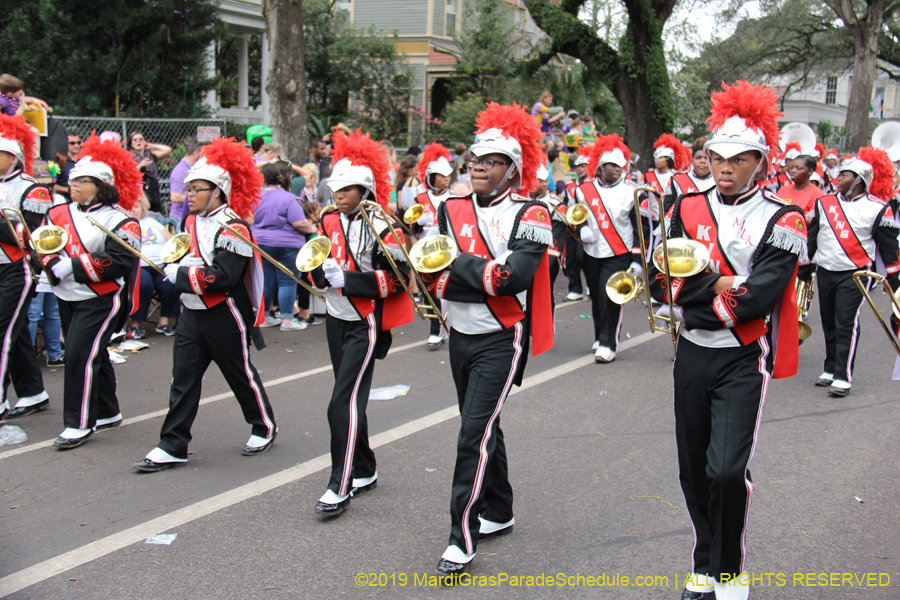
[415,191,438,222]
[677,196,768,345]
[819,195,872,268]
[185,214,227,309]
[49,205,120,298]
[578,182,629,255]
[672,172,699,195]
[644,171,665,195]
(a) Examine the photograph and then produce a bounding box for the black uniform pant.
[58,290,128,429]
[817,268,869,383]
[582,253,631,349]
[325,312,379,496]
[447,322,525,556]
[674,336,772,579]
[158,299,276,458]
[0,260,43,402]
[564,232,584,294]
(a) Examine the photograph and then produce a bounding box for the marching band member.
[650,81,804,600]
[413,143,454,349]
[420,103,553,577]
[645,133,688,197]
[663,137,715,216]
[307,130,413,516]
[533,164,567,303]
[574,134,642,363]
[133,138,276,471]
[0,114,50,418]
[777,153,824,216]
[799,146,900,397]
[561,152,590,302]
[824,149,840,182]
[44,135,142,448]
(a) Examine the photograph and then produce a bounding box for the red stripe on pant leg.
[339,313,377,497]
[80,293,122,429]
[460,322,523,554]
[226,299,276,437]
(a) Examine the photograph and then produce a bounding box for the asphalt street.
[0,282,898,599]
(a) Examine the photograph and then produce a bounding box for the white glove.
[179,255,205,268]
[423,225,440,238]
[629,261,643,277]
[416,212,434,227]
[51,257,74,281]
[323,258,345,288]
[579,227,598,244]
[164,263,180,285]
[655,303,684,324]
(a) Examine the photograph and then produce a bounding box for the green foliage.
[669,54,712,141]
[437,94,487,145]
[224,121,251,144]
[0,0,217,117]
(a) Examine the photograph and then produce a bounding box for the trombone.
[358,200,456,326]
[85,216,167,277]
[853,270,900,356]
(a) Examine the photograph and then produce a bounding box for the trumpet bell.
[567,203,589,227]
[30,225,68,254]
[160,233,192,264]
[652,238,710,278]
[606,270,643,305]
[296,236,332,272]
[798,321,813,340]
[403,204,425,225]
[408,235,458,273]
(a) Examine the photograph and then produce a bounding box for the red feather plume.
[779,141,801,161]
[857,146,895,201]
[654,133,690,171]
[417,142,453,183]
[815,142,826,160]
[199,137,263,219]
[0,114,36,176]
[474,102,543,194]
[331,129,391,210]
[585,134,630,178]
[77,134,142,211]
[707,81,783,162]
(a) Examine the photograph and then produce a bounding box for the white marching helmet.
[0,137,24,168]
[426,156,453,179]
[653,146,675,160]
[470,128,522,182]
[185,157,232,198]
[69,156,115,186]
[599,148,628,168]
[572,154,589,167]
[327,157,376,197]
[536,164,550,181]
[705,116,769,160]
[840,158,874,189]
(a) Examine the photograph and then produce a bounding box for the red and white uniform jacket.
[765,170,792,193]
[574,176,642,260]
[644,169,673,197]
[0,170,52,264]
[649,186,806,377]
[414,185,451,227]
[44,202,140,306]
[801,192,900,279]
[428,190,553,356]
[534,191,567,261]
[662,169,715,218]
[309,207,413,330]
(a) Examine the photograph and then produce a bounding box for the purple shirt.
[0,95,16,116]
[252,187,307,248]
[168,158,191,222]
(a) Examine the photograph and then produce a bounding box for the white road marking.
[0,329,659,598]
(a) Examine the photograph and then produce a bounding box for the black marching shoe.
[6,399,49,419]
[93,416,124,432]
[54,431,92,450]
[315,497,350,516]
[680,589,715,600]
[242,431,277,456]
[350,480,377,497]
[437,559,470,583]
[133,459,180,473]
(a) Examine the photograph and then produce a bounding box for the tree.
[439,93,488,144]
[523,0,679,169]
[262,0,309,162]
[0,0,217,117]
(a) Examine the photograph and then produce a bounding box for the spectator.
[251,136,267,162]
[309,137,328,170]
[52,133,83,198]
[262,141,312,179]
[0,74,49,116]
[454,143,468,174]
[395,154,419,211]
[532,90,563,136]
[27,277,64,368]
[548,148,567,187]
[317,161,334,205]
[128,131,171,213]
[128,197,180,339]
[168,138,204,226]
[382,141,398,185]
[253,161,317,331]
[449,159,471,196]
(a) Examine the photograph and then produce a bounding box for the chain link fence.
[55,117,227,212]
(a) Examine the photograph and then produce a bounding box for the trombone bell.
[606,270,643,305]
[567,203,589,227]
[651,238,710,278]
[295,236,332,272]
[408,235,458,273]
[403,204,425,225]
[30,225,68,255]
[160,233,192,264]
[798,321,813,340]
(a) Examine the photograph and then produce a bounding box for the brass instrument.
[606,267,644,306]
[853,270,900,356]
[566,202,589,228]
[215,221,326,302]
[1,208,40,282]
[30,224,68,254]
[160,233,192,264]
[358,200,456,325]
[295,236,332,273]
[795,274,815,340]
[403,203,425,225]
[85,216,167,276]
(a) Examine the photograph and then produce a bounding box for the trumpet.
[357,200,456,326]
[85,216,167,277]
[796,274,815,340]
[853,271,900,356]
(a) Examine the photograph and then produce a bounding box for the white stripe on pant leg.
[738,336,771,573]
[845,278,870,384]
[225,299,275,436]
[0,261,31,387]
[79,293,121,430]
[612,302,624,352]
[339,313,377,497]
[460,322,523,554]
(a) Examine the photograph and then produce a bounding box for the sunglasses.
[69,141,82,145]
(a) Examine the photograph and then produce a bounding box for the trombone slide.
[85,216,167,277]
[0,208,41,282]
[853,270,900,357]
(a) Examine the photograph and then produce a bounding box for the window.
[335,1,352,31]
[446,0,457,35]
[826,76,837,105]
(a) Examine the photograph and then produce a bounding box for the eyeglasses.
[187,187,216,196]
[466,157,511,169]
[69,141,81,145]
[69,177,93,186]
